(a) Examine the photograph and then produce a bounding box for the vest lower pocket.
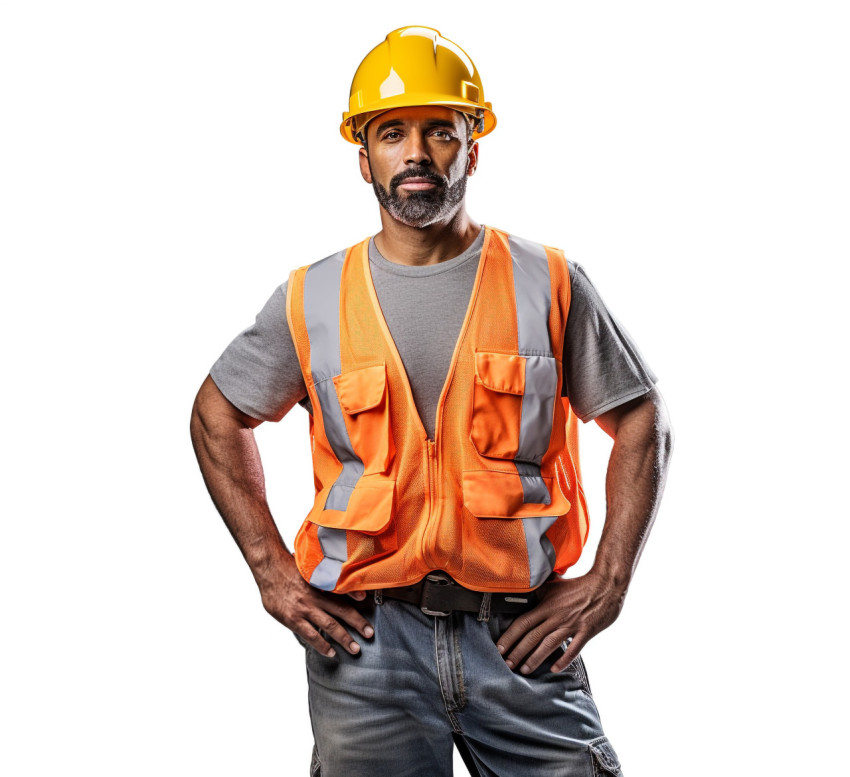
[300,475,398,591]
[308,475,396,533]
[462,469,571,519]
[333,363,394,475]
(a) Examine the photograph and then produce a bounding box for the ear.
[359,146,373,184]
[466,140,479,177]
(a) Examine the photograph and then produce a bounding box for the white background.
[2,1,848,774]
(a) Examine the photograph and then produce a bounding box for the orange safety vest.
[285,225,589,594]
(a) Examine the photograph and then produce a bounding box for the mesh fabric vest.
[285,225,589,594]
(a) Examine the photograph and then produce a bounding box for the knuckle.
[529,626,547,643]
[329,624,350,641]
[299,627,326,651]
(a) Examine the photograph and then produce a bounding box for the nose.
[403,131,431,166]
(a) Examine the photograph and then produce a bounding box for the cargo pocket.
[470,351,526,460]
[333,363,394,475]
[589,736,623,776]
[308,475,396,534]
[462,469,570,519]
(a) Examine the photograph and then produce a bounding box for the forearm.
[189,398,294,593]
[591,394,674,592]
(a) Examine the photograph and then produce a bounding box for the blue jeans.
[294,595,623,776]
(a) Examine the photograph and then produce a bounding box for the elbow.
[649,390,674,464]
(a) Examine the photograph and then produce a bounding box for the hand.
[496,571,626,674]
[259,564,374,658]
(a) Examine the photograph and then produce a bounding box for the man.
[190,26,673,777]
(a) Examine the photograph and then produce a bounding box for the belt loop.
[477,592,492,622]
[374,589,384,605]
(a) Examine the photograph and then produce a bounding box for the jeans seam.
[577,655,592,696]
[434,617,464,734]
[451,615,467,710]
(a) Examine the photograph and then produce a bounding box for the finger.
[346,590,368,601]
[323,598,375,640]
[503,622,558,670]
[295,622,335,658]
[550,632,588,674]
[516,629,573,674]
[495,607,548,656]
[309,610,363,655]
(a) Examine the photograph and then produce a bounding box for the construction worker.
[190,26,673,776]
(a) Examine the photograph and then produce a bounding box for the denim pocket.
[488,611,580,676]
[309,743,321,777]
[589,736,623,776]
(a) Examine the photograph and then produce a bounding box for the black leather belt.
[376,572,541,618]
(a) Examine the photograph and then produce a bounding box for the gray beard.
[371,174,467,228]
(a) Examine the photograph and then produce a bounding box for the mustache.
[390,168,446,190]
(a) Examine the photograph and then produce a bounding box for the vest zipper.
[424,438,437,568]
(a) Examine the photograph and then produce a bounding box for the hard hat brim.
[340,96,496,144]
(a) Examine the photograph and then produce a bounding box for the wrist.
[246,540,297,594]
[588,560,632,595]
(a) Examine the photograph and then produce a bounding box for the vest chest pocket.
[333,363,395,475]
[470,351,527,460]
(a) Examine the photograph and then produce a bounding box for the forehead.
[370,105,466,132]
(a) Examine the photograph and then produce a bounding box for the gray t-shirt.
[210,227,658,438]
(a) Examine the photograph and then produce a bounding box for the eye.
[432,129,454,139]
[383,130,402,141]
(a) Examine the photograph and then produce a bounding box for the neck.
[373,206,482,267]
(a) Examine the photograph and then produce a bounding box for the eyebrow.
[374,118,458,135]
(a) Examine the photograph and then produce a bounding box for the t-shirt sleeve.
[209,281,311,422]
[562,262,658,422]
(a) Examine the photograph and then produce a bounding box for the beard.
[371,166,468,228]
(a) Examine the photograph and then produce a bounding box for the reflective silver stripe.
[310,527,348,591]
[302,249,364,589]
[515,460,551,504]
[509,235,552,356]
[518,354,558,462]
[521,516,558,588]
[508,235,558,494]
[313,377,364,511]
[509,234,560,587]
[303,250,345,382]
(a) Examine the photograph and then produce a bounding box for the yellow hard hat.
[340,26,497,145]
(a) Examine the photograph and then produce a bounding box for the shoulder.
[494,226,578,283]
[287,240,372,289]
[491,228,569,264]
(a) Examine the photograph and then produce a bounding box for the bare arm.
[189,374,373,657]
[497,386,674,673]
[591,386,674,590]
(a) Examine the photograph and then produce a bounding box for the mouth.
[399,182,438,190]
[395,176,442,192]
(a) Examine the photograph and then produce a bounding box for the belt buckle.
[420,572,453,616]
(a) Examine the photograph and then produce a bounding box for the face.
[359,106,478,228]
